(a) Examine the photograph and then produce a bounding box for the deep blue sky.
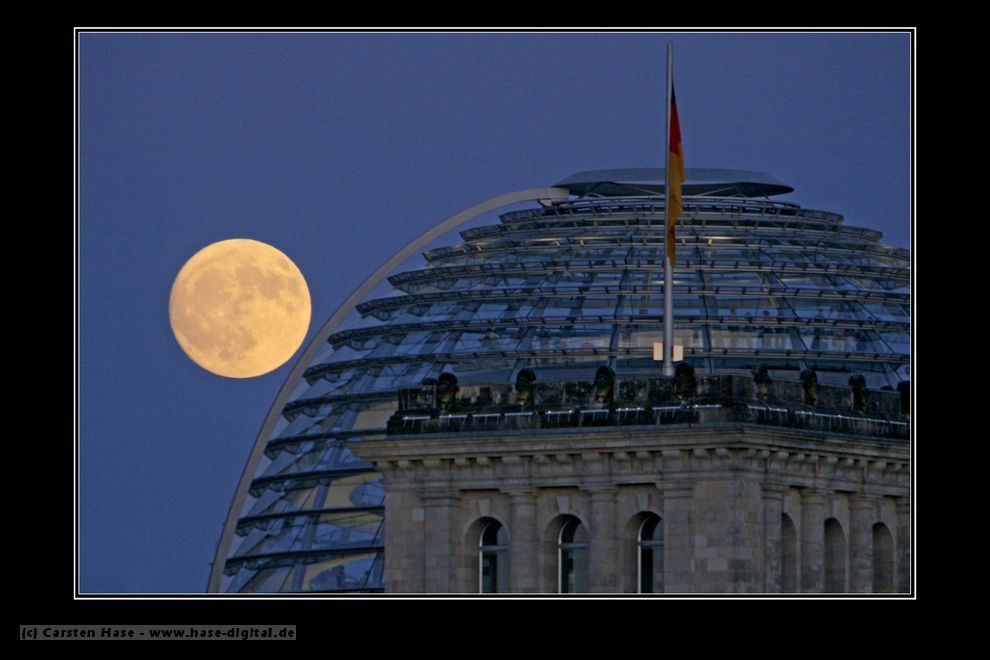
[78,31,911,593]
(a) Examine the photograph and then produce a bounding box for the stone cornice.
[355,424,909,496]
[359,423,906,459]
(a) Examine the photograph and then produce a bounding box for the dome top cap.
[556,168,794,198]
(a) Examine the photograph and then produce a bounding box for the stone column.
[586,486,618,593]
[421,489,458,593]
[505,489,538,593]
[662,484,694,593]
[762,484,786,593]
[895,497,911,593]
[849,495,875,593]
[800,489,827,593]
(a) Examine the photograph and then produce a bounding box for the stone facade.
[351,423,910,594]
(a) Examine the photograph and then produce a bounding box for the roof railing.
[388,400,909,440]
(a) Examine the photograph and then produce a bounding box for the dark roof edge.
[556,168,795,198]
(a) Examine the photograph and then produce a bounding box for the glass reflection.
[305,552,384,591]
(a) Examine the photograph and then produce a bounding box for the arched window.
[479,519,508,593]
[824,518,847,593]
[872,523,894,593]
[559,516,589,593]
[638,514,664,593]
[781,513,798,593]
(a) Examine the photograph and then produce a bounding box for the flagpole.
[663,41,674,377]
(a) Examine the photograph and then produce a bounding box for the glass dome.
[210,169,910,593]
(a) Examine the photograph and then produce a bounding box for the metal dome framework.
[209,171,910,593]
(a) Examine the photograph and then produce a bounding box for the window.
[638,514,664,593]
[559,516,589,593]
[480,520,508,593]
[824,518,847,593]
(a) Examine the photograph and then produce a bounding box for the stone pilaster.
[421,489,458,593]
[762,484,786,593]
[849,495,875,593]
[689,475,764,593]
[505,489,538,593]
[800,489,827,592]
[895,497,911,593]
[585,486,618,592]
[382,486,426,593]
[662,484,694,593]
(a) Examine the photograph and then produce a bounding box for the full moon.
[169,239,311,378]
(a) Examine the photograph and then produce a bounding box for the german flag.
[667,84,685,264]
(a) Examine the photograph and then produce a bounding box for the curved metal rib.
[207,186,569,591]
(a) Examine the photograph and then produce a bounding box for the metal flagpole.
[663,41,674,377]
